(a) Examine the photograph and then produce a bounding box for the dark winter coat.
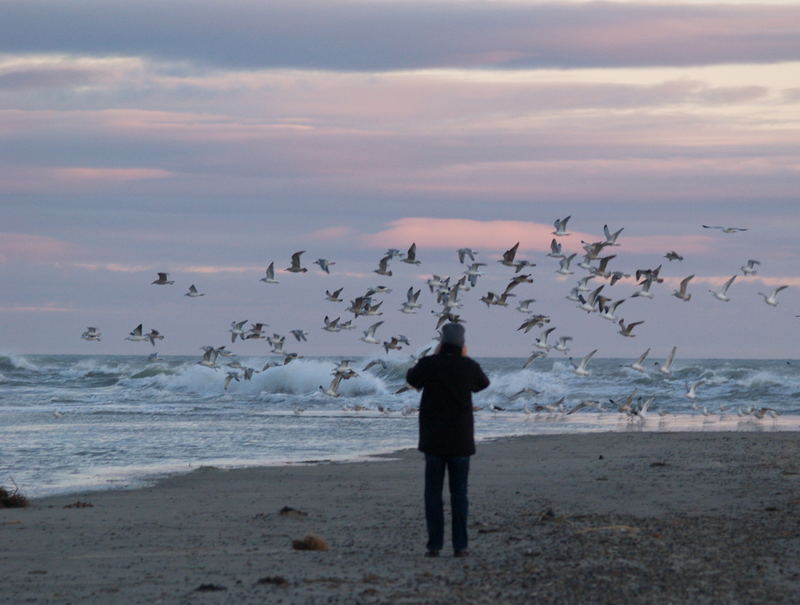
[406,344,490,457]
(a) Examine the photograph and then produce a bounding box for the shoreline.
[3,431,799,603]
[15,413,800,500]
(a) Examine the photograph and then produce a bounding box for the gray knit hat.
[440,322,465,347]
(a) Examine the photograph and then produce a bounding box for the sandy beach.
[2,431,799,604]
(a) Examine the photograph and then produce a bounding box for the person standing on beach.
[406,323,490,558]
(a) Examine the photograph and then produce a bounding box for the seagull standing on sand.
[151,272,174,285]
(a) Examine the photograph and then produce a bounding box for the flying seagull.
[602,224,624,246]
[185,284,205,297]
[553,216,571,237]
[402,242,421,265]
[758,285,789,307]
[627,348,650,373]
[360,321,384,344]
[702,225,747,233]
[740,259,760,276]
[672,275,694,302]
[325,287,343,302]
[81,327,101,341]
[374,255,393,277]
[709,275,736,302]
[570,349,598,376]
[125,323,148,342]
[314,258,335,274]
[499,242,520,267]
[260,262,279,284]
[618,319,644,338]
[457,248,478,264]
[151,272,174,285]
[286,251,308,273]
[658,346,677,376]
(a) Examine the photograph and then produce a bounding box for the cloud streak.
[360,218,715,255]
[0,234,84,264]
[2,1,800,71]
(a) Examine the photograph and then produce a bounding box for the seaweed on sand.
[0,485,29,508]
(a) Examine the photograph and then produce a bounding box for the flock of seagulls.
[80,217,792,418]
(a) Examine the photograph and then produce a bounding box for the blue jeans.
[424,454,470,552]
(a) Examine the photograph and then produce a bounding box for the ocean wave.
[0,353,39,372]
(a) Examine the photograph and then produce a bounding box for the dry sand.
[2,431,799,604]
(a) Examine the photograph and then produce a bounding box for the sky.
[1,0,799,359]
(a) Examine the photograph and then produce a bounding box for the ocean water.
[1,353,798,497]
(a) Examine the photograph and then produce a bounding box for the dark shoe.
[454,549,469,558]
[425,550,440,558]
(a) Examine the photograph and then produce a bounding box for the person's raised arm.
[406,359,427,390]
[471,361,490,393]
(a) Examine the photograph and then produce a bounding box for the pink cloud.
[180,265,261,274]
[73,262,151,273]
[0,233,83,264]
[54,167,172,181]
[679,275,800,288]
[360,218,584,251]
[360,218,714,256]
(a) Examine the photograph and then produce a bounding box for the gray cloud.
[2,1,800,70]
[0,67,110,90]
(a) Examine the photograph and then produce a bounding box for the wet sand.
[2,431,799,604]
